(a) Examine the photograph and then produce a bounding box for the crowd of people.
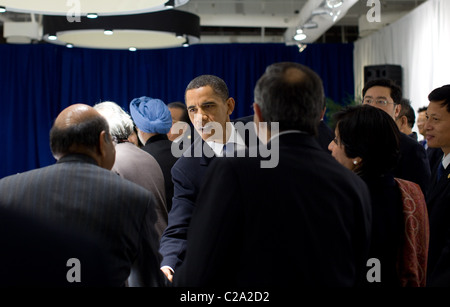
[0,61,449,288]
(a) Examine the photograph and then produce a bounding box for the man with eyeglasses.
[362,78,431,196]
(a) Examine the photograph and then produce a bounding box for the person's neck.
[139,131,158,144]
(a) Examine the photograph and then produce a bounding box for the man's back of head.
[253,62,324,136]
[50,104,116,170]
[396,98,416,135]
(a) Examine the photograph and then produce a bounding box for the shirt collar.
[442,152,450,169]
[206,123,246,157]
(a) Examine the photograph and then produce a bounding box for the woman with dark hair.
[328,104,429,287]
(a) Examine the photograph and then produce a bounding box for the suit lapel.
[427,165,450,215]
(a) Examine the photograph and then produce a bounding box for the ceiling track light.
[182,38,190,47]
[325,0,344,9]
[297,43,307,53]
[0,6,6,13]
[87,13,98,19]
[311,8,331,16]
[293,29,307,41]
[104,29,114,35]
[303,21,318,29]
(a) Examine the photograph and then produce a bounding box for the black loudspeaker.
[364,65,402,89]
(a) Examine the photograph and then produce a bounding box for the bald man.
[0,104,165,287]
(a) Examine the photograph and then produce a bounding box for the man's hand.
[161,267,174,283]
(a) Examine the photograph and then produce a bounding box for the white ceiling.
[0,0,427,45]
[176,0,427,43]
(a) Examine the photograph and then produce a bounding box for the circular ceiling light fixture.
[0,0,190,16]
[42,10,200,50]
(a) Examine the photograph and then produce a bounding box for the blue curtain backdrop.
[0,43,354,178]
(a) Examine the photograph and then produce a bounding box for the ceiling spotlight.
[104,29,114,35]
[176,33,184,39]
[326,0,344,9]
[297,43,307,53]
[331,10,342,22]
[86,13,98,19]
[129,47,137,52]
[48,34,57,40]
[303,21,318,29]
[165,0,175,9]
[294,29,307,41]
[66,43,74,48]
[0,6,6,13]
[182,38,190,47]
[311,8,331,16]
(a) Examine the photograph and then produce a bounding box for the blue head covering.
[129,96,172,134]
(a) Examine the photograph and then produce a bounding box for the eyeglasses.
[363,98,394,106]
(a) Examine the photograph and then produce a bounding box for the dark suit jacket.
[0,206,114,287]
[159,135,216,271]
[159,119,252,271]
[0,154,164,287]
[426,161,450,286]
[427,147,444,174]
[395,132,431,196]
[142,134,178,212]
[174,133,372,287]
[317,120,335,153]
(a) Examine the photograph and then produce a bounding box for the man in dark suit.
[173,62,372,287]
[0,104,164,287]
[130,96,178,212]
[159,75,247,282]
[418,105,444,172]
[362,79,431,195]
[422,85,450,286]
[395,98,418,141]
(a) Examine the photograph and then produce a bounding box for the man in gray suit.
[0,104,164,287]
[94,101,168,238]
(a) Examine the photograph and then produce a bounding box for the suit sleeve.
[173,159,244,286]
[398,140,431,196]
[128,195,165,287]
[159,161,197,271]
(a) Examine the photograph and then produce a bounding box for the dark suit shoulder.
[400,132,423,150]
